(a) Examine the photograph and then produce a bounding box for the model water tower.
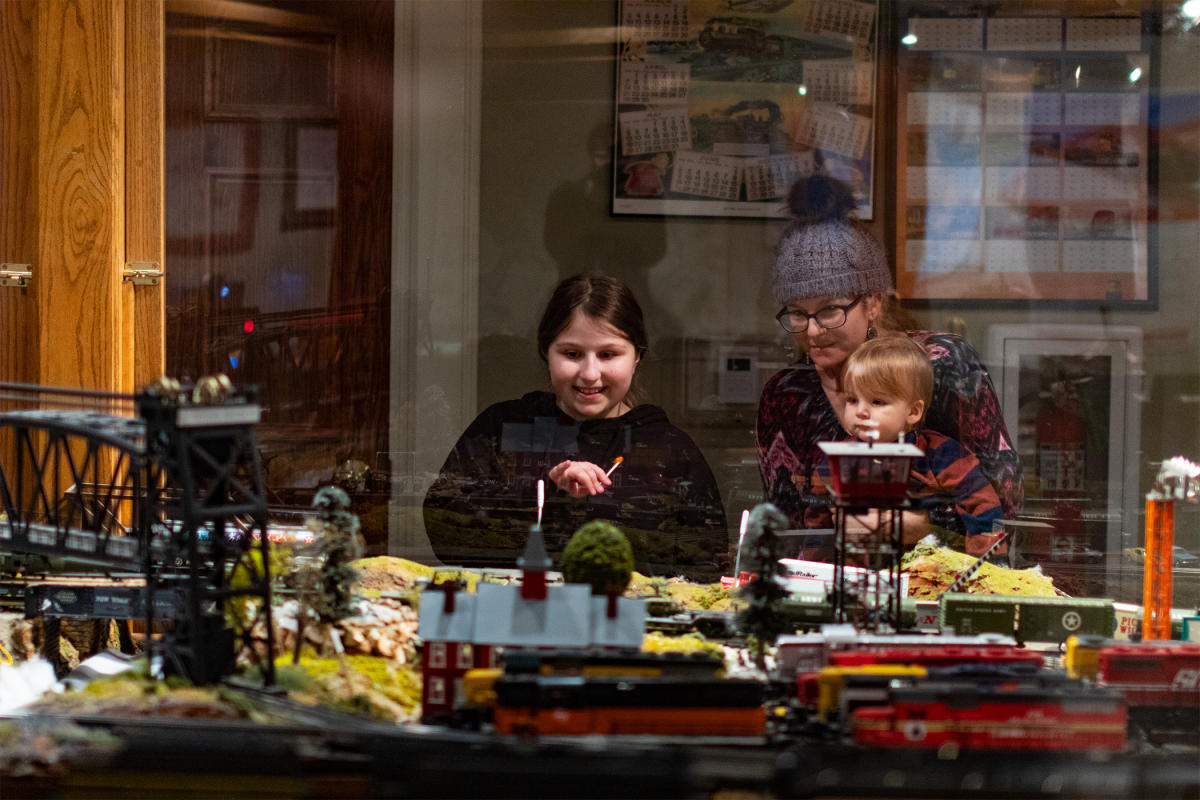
[818,439,923,632]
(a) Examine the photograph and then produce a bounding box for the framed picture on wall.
[987,323,1143,593]
[895,3,1159,307]
[283,125,338,230]
[613,0,880,219]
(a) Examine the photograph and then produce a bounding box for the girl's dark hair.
[537,275,648,361]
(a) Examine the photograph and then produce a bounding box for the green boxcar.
[1015,596,1114,642]
[938,593,1115,642]
[938,593,1016,636]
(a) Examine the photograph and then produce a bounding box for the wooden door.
[2,0,163,392]
[164,0,393,541]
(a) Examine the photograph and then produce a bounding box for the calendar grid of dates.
[895,3,1155,306]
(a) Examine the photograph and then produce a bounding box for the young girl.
[423,275,728,580]
[837,335,1005,556]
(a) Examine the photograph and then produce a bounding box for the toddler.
[838,335,1006,556]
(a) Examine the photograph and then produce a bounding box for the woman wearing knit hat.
[755,174,1022,558]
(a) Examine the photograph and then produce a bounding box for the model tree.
[292,486,364,664]
[561,520,635,595]
[736,502,792,672]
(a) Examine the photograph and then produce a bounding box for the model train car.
[460,648,766,738]
[808,664,928,724]
[827,644,1045,670]
[850,678,1127,752]
[939,592,1115,643]
[1065,636,1200,734]
[776,626,1020,679]
[798,645,1045,722]
[489,673,766,737]
[500,648,726,680]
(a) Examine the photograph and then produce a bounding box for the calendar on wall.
[614,0,880,219]
[895,2,1158,306]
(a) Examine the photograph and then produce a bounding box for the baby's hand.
[548,460,611,498]
[855,420,880,442]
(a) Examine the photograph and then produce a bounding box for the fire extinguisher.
[1034,378,1086,545]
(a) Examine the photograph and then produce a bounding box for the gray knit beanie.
[771,174,893,305]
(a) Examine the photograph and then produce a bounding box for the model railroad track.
[3,698,713,798]
[218,680,410,733]
[6,705,1196,799]
[773,743,1200,799]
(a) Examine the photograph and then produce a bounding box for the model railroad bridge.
[0,381,275,684]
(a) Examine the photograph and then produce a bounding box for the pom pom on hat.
[771,174,893,305]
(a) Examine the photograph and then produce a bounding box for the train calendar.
[613,0,880,219]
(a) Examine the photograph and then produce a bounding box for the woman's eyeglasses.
[775,296,864,333]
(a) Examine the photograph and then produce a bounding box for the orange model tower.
[1142,457,1199,640]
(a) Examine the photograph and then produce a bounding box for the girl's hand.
[549,460,611,498]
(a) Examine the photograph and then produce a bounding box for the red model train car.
[829,645,1045,670]
[1096,642,1200,706]
[1096,642,1200,731]
[851,681,1127,752]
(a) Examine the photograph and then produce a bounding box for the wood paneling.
[0,0,39,490]
[1,1,164,394]
[35,0,124,391]
[126,0,166,389]
[0,0,39,388]
[0,0,164,509]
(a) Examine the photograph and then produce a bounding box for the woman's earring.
[866,324,878,340]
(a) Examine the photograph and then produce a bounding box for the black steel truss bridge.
[0,381,275,684]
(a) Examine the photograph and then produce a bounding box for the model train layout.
[425,620,1197,750]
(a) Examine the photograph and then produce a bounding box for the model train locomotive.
[850,674,1128,752]
[1065,637,1200,735]
[459,649,767,739]
[800,644,1046,723]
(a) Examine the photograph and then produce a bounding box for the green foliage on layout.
[226,542,291,632]
[561,520,635,595]
[291,486,365,662]
[306,486,364,626]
